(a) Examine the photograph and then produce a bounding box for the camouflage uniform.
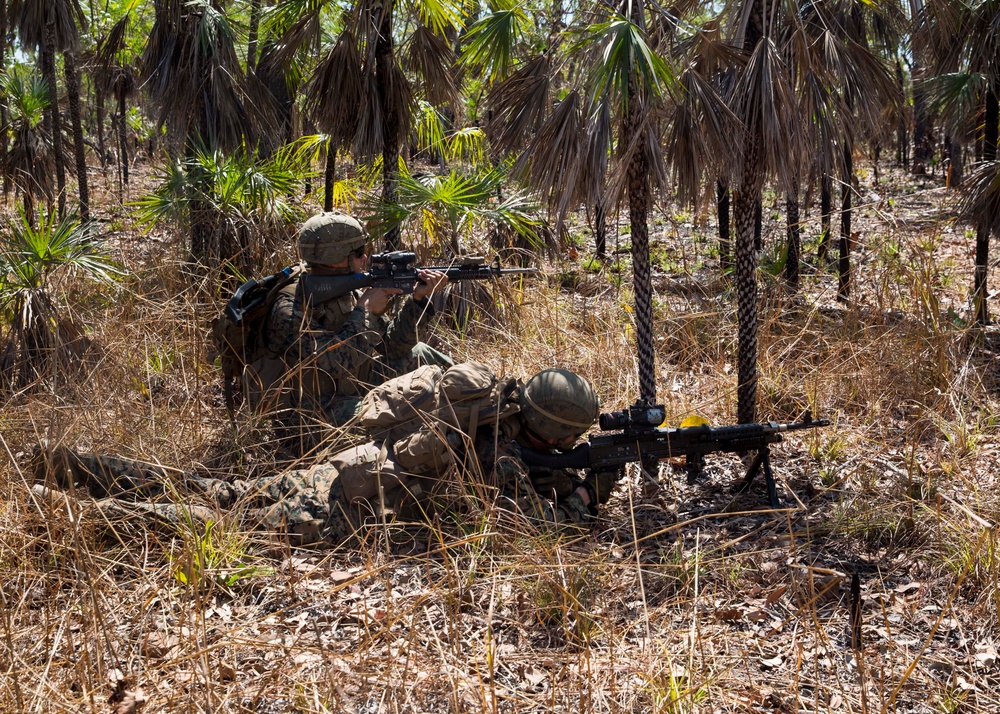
[265,280,453,425]
[34,448,342,545]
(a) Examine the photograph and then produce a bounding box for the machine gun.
[298,251,536,306]
[519,402,830,508]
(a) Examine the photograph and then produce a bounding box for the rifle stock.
[520,406,830,508]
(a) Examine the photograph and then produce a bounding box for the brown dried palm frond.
[303,32,363,148]
[961,161,1000,236]
[731,36,800,192]
[514,91,584,224]
[266,8,323,74]
[799,68,841,175]
[385,62,415,150]
[818,31,900,142]
[405,25,458,107]
[140,0,264,151]
[12,0,84,51]
[575,98,612,209]
[354,70,384,161]
[605,102,669,210]
[8,123,56,206]
[486,56,551,156]
[94,11,137,100]
[666,65,741,206]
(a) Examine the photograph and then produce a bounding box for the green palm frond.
[2,67,49,127]
[922,72,986,132]
[412,0,465,37]
[459,7,529,85]
[575,15,675,107]
[445,127,489,165]
[416,100,448,153]
[0,209,122,298]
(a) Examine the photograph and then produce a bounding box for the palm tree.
[13,0,91,220]
[919,0,1000,323]
[480,1,676,404]
[0,210,120,390]
[2,68,55,226]
[95,3,139,195]
[140,0,276,269]
[270,0,465,249]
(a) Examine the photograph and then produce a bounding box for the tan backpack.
[356,362,521,473]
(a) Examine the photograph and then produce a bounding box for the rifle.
[299,251,537,306]
[520,402,830,508]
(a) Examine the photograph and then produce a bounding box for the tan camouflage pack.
[356,362,521,473]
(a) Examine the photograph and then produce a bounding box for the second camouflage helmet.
[298,212,368,265]
[521,368,600,442]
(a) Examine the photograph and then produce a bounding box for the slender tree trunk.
[117,92,129,189]
[896,59,908,169]
[376,0,401,250]
[624,94,656,404]
[734,0,764,425]
[754,199,762,252]
[717,179,731,271]
[64,48,89,221]
[818,172,832,261]
[594,196,607,258]
[785,179,800,290]
[974,89,999,325]
[913,62,930,174]
[96,87,107,171]
[838,144,853,301]
[947,135,963,187]
[0,0,7,196]
[324,139,336,212]
[247,0,262,74]
[42,26,66,218]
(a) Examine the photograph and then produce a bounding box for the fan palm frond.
[406,25,458,107]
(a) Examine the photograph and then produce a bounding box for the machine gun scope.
[599,404,667,431]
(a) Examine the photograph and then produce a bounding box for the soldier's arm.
[377,296,434,359]
[266,291,378,381]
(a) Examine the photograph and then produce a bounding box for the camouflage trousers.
[33,448,347,546]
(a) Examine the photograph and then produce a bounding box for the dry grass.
[2,164,1000,713]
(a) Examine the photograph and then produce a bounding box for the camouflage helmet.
[298,212,367,265]
[521,369,599,442]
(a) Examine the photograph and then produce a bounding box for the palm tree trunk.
[785,180,800,290]
[117,92,129,190]
[376,0,401,250]
[247,0,262,74]
[0,0,7,197]
[974,88,999,325]
[717,179,731,271]
[594,196,607,258]
[912,61,930,174]
[96,87,107,171]
[818,172,832,260]
[42,25,66,219]
[624,96,656,405]
[64,48,89,221]
[838,143,853,301]
[324,139,336,212]
[896,59,908,169]
[947,135,963,187]
[754,199,762,252]
[734,184,759,425]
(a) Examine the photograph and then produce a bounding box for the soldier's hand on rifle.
[358,287,404,315]
[413,269,449,301]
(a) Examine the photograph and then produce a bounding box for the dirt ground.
[2,157,1000,713]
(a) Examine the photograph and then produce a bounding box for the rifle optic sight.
[599,404,667,431]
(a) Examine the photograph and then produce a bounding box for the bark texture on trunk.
[717,179,731,271]
[947,135,963,187]
[96,87,107,170]
[785,182,800,290]
[117,93,129,190]
[43,25,66,218]
[838,144,853,301]
[818,172,832,260]
[624,89,656,405]
[324,140,336,212]
[64,48,89,221]
[247,0,262,74]
[974,89,999,325]
[594,197,607,258]
[376,1,401,250]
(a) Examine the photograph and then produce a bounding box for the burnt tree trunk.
[785,179,800,290]
[838,144,854,301]
[42,25,66,218]
[818,172,832,261]
[974,89,999,325]
[594,196,607,258]
[324,139,336,212]
[376,0,401,250]
[64,48,89,221]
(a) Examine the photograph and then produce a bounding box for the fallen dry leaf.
[113,689,147,714]
[760,655,784,669]
[142,632,180,659]
[217,661,237,682]
[766,585,788,606]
